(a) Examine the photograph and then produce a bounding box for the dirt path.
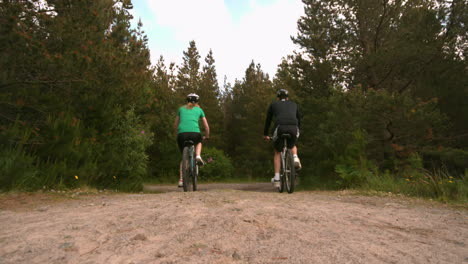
[0,183,467,264]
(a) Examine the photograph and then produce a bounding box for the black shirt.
[263,100,301,136]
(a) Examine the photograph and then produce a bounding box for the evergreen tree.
[286,0,468,180]
[224,62,275,178]
[176,40,201,96]
[199,49,223,148]
[0,0,154,191]
[146,56,179,179]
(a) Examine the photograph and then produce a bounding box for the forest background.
[1,0,467,201]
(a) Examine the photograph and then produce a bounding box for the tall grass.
[361,168,467,202]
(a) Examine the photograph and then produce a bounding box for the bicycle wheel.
[192,164,198,191]
[278,152,285,193]
[182,147,192,192]
[285,149,296,193]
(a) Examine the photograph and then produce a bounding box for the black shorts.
[177,132,202,152]
[272,125,299,152]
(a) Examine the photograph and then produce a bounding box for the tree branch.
[0,79,85,89]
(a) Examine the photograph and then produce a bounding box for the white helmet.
[186,93,199,103]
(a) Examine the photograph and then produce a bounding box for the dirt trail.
[0,183,467,264]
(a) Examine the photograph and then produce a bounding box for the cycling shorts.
[177,132,202,152]
[272,125,299,152]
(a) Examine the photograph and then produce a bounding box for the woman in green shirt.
[173,93,210,187]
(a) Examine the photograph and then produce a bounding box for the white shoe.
[178,179,183,187]
[271,178,280,188]
[294,157,302,170]
[196,156,205,166]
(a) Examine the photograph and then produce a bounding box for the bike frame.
[280,137,288,173]
[182,141,198,192]
[188,145,196,177]
[278,134,295,193]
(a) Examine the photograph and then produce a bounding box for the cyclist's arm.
[201,117,210,138]
[263,104,273,136]
[173,115,179,137]
[296,105,301,129]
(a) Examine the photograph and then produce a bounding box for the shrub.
[199,147,234,181]
[0,147,38,191]
[335,130,378,188]
[421,147,468,176]
[95,108,152,192]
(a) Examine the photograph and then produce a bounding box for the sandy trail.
[0,183,467,264]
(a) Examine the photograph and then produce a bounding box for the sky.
[130,0,304,86]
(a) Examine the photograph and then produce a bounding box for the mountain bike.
[277,134,296,194]
[181,140,198,192]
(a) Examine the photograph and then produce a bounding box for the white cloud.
[144,0,303,85]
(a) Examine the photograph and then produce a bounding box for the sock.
[274,173,280,181]
[196,155,201,159]
[293,154,298,158]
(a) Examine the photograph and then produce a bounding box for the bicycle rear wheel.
[182,147,193,192]
[278,152,285,193]
[192,164,198,191]
[285,149,296,193]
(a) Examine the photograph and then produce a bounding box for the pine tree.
[224,61,274,178]
[176,40,201,97]
[199,49,223,148]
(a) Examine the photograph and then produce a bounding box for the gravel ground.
[0,183,467,264]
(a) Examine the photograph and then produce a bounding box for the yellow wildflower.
[74,175,79,180]
[448,180,453,183]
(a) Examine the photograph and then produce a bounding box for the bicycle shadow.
[143,182,275,193]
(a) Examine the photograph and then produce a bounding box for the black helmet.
[186,93,199,103]
[276,89,288,98]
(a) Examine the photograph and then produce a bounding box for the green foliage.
[363,166,468,202]
[335,130,378,188]
[0,1,153,192]
[96,108,152,191]
[0,147,38,191]
[200,147,234,181]
[421,148,468,176]
[199,49,224,149]
[1,0,465,202]
[223,62,275,177]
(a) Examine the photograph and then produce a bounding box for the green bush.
[421,147,468,176]
[0,109,151,192]
[362,157,468,202]
[95,108,152,192]
[200,147,234,181]
[0,147,39,191]
[335,130,378,188]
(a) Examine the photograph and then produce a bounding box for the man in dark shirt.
[263,89,301,187]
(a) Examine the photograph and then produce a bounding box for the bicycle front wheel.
[285,149,296,193]
[182,147,193,192]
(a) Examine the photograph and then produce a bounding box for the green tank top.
[177,106,205,133]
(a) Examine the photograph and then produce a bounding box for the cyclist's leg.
[177,133,186,187]
[178,161,183,187]
[271,150,281,187]
[284,125,301,169]
[292,146,297,155]
[272,130,282,186]
[186,132,204,165]
[195,142,202,156]
[281,125,301,170]
[274,151,281,175]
